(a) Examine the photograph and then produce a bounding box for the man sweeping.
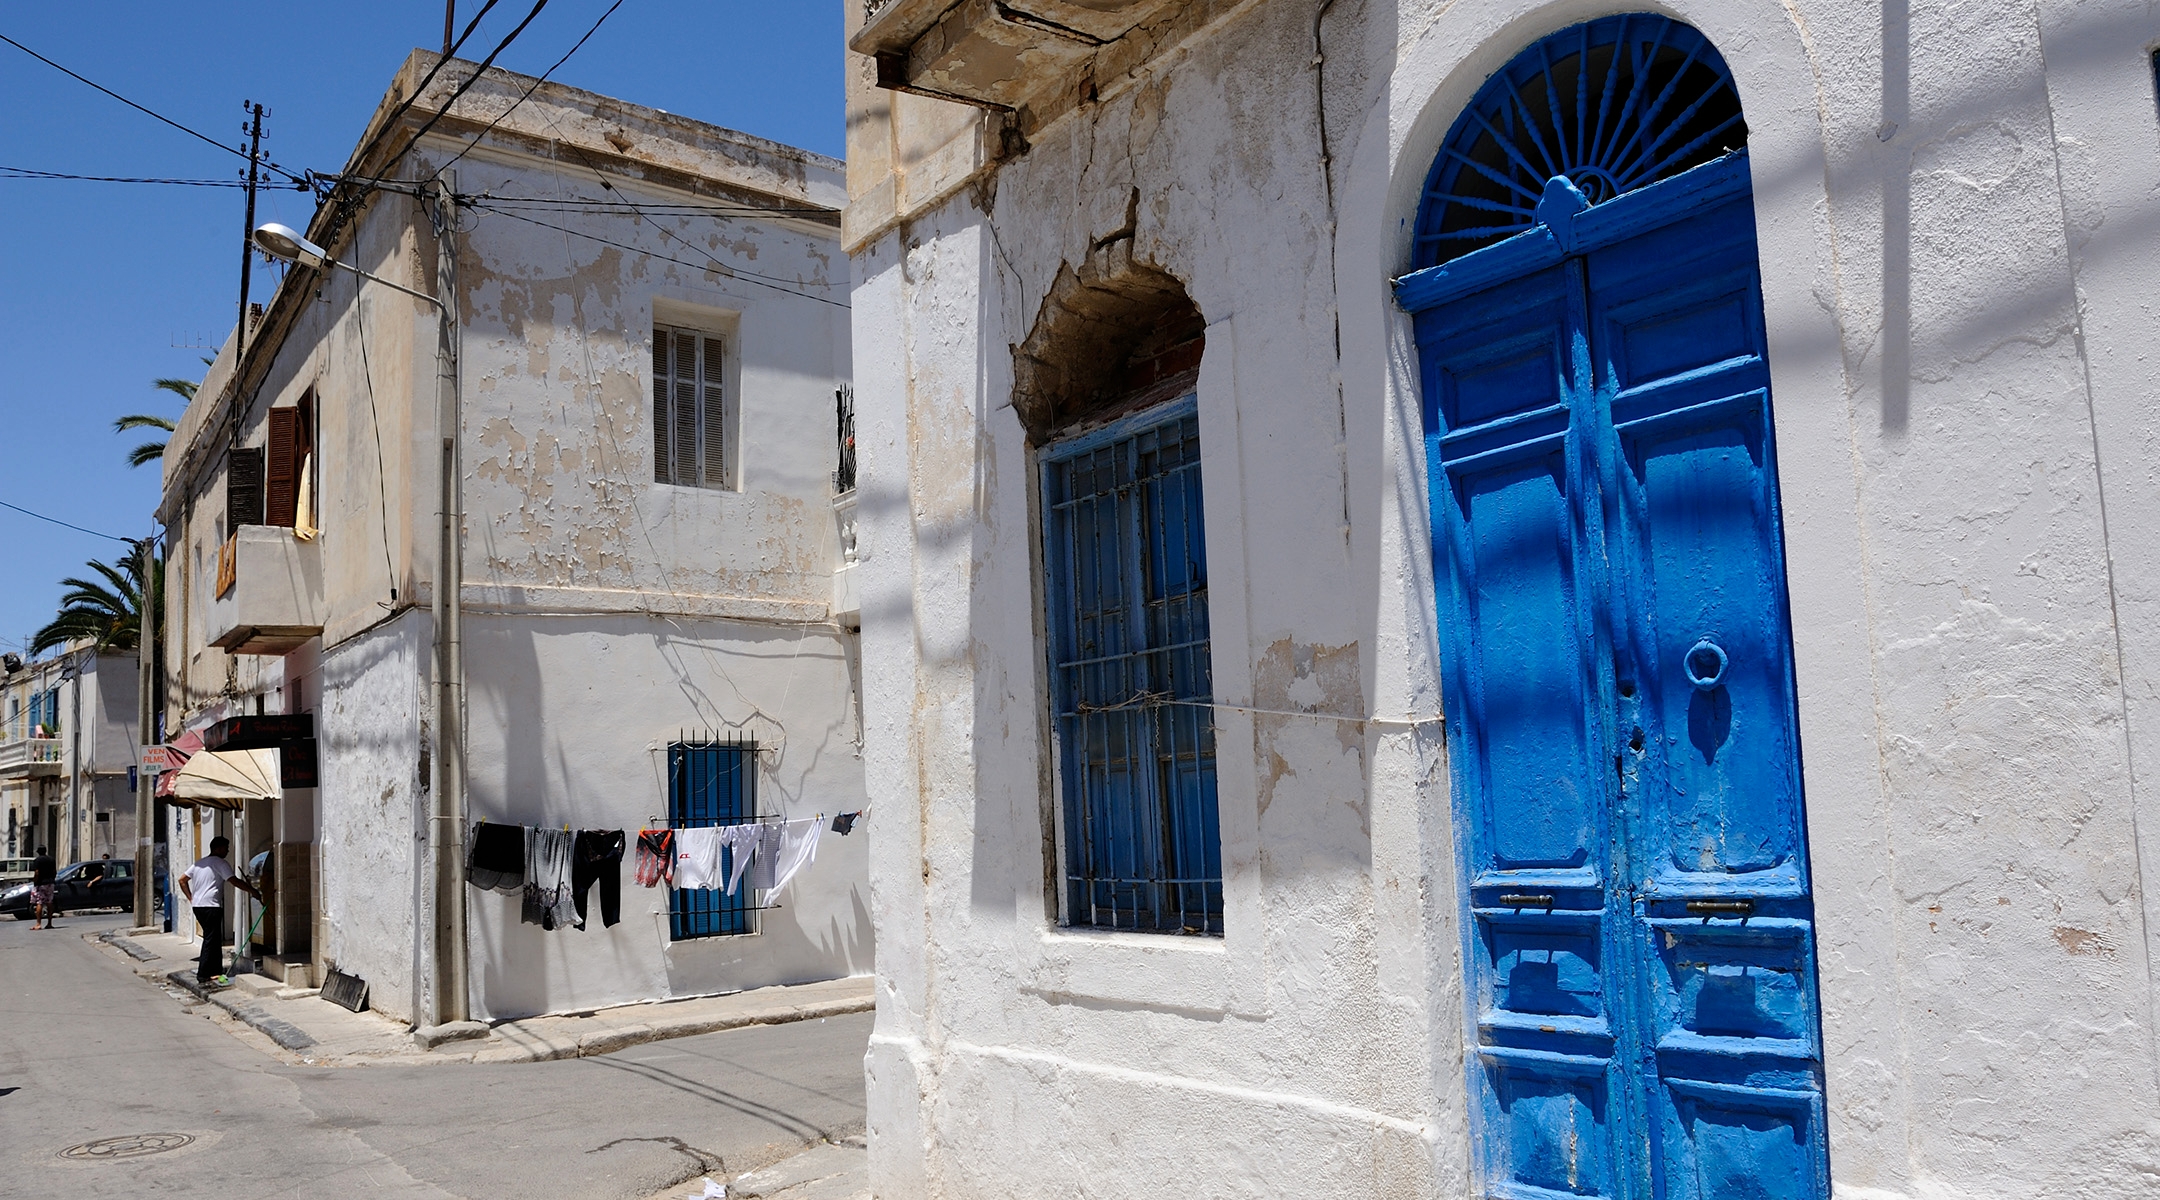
[179,837,260,988]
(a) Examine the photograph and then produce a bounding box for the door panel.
[1409,154,1828,1200]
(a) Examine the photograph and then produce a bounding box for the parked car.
[0,858,134,918]
[0,857,35,888]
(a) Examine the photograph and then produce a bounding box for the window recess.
[653,326,732,490]
[1041,397,1222,936]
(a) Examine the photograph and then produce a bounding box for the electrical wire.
[357,0,506,177]
[456,193,834,217]
[0,32,308,185]
[0,165,307,189]
[0,499,133,545]
[460,200,848,308]
[384,0,554,172]
[437,0,627,176]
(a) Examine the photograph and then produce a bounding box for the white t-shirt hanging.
[767,819,821,900]
[674,827,723,891]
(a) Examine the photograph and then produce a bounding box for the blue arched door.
[1398,18,1829,1200]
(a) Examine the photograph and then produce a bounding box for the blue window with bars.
[1041,395,1222,935]
[667,738,756,940]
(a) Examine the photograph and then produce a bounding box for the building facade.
[842,2,2160,1197]
[0,645,140,869]
[158,53,869,1022]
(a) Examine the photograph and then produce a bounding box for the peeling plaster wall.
[848,0,2160,1197]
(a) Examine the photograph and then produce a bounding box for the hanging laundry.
[467,820,526,892]
[830,812,860,836]
[719,824,762,896]
[572,830,625,929]
[634,829,675,888]
[674,826,724,891]
[523,826,575,930]
[767,818,821,900]
[746,823,784,893]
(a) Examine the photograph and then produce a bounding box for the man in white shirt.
[179,837,259,987]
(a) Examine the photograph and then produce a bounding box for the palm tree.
[30,547,160,656]
[115,375,199,469]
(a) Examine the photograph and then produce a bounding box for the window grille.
[666,737,756,939]
[653,326,731,490]
[1041,396,1222,935]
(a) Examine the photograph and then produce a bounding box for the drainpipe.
[67,655,81,864]
[426,175,468,1028]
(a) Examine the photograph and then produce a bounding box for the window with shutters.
[264,395,314,529]
[652,325,733,490]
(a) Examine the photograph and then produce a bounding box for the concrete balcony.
[832,491,861,626]
[0,737,62,778]
[852,0,1181,111]
[208,526,324,656]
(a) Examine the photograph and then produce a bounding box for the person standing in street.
[29,847,55,930]
[179,837,259,987]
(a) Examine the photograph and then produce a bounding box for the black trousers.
[571,830,624,929]
[193,906,226,983]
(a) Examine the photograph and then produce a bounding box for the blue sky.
[0,2,842,656]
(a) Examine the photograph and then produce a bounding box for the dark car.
[0,858,134,918]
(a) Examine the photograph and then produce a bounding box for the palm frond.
[114,413,178,433]
[153,377,199,402]
[127,440,168,469]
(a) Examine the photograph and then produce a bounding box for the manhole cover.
[59,1133,196,1161]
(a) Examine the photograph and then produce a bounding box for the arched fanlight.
[1412,14,1747,269]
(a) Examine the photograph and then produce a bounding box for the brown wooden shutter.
[652,330,672,484]
[227,447,265,529]
[699,335,727,489]
[264,408,300,527]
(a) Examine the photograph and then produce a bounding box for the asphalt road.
[0,911,869,1199]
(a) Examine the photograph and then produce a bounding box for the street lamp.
[252,222,443,309]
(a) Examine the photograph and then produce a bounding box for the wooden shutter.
[227,447,265,529]
[700,334,727,489]
[652,330,673,484]
[672,332,698,490]
[265,408,300,527]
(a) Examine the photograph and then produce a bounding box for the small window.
[1041,397,1222,935]
[263,393,315,529]
[653,326,731,490]
[666,738,757,939]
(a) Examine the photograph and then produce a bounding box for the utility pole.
[443,1,457,55]
[427,174,469,1029]
[134,535,156,927]
[237,102,265,343]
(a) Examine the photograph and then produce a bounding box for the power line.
[460,200,849,308]
[456,193,834,217]
[0,500,134,545]
[0,31,308,185]
[439,0,628,175]
[386,0,554,172]
[0,165,303,189]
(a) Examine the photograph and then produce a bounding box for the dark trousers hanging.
[572,830,625,929]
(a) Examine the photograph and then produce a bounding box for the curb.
[481,993,876,1064]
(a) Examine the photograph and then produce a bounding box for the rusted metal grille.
[1041,397,1221,935]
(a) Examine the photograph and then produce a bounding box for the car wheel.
[9,911,30,920]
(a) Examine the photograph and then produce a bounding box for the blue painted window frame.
[667,739,756,939]
[1040,394,1223,936]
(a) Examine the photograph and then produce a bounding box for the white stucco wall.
[462,612,871,1020]
[849,1,2160,1197]
[318,611,429,1022]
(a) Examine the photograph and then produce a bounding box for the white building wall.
[848,1,2160,1197]
[462,612,871,1019]
[318,611,429,1022]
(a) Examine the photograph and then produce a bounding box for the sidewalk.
[650,1137,868,1200]
[92,926,875,1068]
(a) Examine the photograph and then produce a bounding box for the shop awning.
[169,747,282,810]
